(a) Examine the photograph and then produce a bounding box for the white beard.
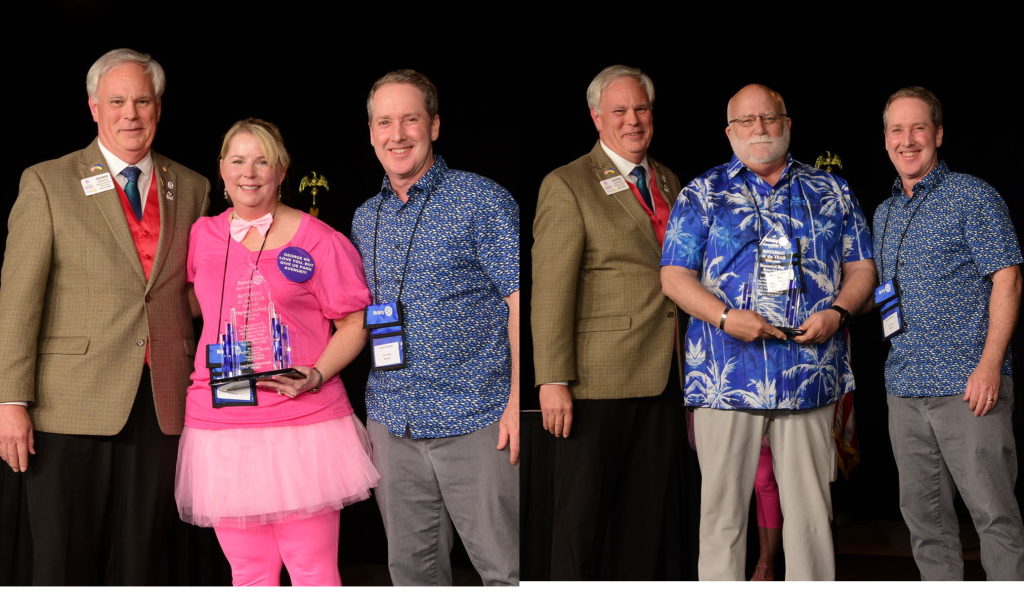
[731,124,791,165]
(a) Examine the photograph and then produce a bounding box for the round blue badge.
[277,247,315,282]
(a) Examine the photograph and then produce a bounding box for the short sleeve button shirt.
[351,156,520,438]
[873,161,1022,397]
[661,154,873,410]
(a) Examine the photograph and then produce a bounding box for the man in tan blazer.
[0,48,209,585]
[532,65,684,580]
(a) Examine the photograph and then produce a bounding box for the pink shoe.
[750,563,775,581]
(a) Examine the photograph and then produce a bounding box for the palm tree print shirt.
[661,154,872,410]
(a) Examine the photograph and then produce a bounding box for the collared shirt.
[351,155,519,438]
[873,160,1021,397]
[661,154,872,410]
[97,141,154,212]
[600,140,654,212]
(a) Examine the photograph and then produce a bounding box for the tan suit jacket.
[532,142,683,400]
[0,139,210,435]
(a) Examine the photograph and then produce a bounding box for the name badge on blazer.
[600,176,629,195]
[81,173,114,196]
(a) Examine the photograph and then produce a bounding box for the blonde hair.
[219,118,290,173]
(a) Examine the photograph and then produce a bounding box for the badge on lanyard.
[364,301,407,370]
[875,278,906,340]
[207,342,258,407]
[757,224,801,293]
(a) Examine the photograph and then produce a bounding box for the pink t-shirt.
[185,209,372,429]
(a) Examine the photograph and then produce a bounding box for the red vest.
[114,174,161,279]
[114,174,161,364]
[627,165,670,246]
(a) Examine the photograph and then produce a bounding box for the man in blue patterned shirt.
[661,84,876,580]
[875,86,1024,580]
[351,70,519,586]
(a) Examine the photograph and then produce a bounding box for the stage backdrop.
[0,10,522,586]
[518,12,1024,578]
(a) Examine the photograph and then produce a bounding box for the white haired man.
[660,83,876,580]
[533,65,684,580]
[0,48,209,585]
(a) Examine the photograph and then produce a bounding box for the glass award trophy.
[209,261,304,407]
[742,223,804,336]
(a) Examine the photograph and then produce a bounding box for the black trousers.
[25,366,180,585]
[549,359,698,580]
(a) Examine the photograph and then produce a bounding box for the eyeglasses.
[728,112,787,127]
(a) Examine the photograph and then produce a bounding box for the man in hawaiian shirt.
[660,84,876,580]
[876,86,1024,580]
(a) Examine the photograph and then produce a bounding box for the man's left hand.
[964,361,1001,417]
[793,308,842,344]
[497,398,519,466]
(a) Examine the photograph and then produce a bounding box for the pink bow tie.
[230,212,274,242]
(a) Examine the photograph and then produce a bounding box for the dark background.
[516,7,1024,573]
[1,3,1022,584]
[0,3,522,586]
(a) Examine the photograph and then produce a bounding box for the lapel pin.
[162,166,168,172]
[166,191,174,200]
[166,180,174,190]
[603,168,616,175]
[90,164,103,172]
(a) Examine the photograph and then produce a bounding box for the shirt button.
[136,339,146,347]
[394,243,401,249]
[142,230,149,237]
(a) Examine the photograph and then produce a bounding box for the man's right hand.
[723,309,787,342]
[540,384,573,439]
[0,404,35,472]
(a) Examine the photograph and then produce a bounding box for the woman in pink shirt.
[174,118,377,586]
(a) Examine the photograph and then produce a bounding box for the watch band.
[829,305,851,329]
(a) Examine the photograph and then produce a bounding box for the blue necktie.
[631,165,653,212]
[122,165,143,221]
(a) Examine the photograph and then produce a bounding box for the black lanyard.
[217,210,273,340]
[878,188,931,282]
[745,170,805,291]
[743,169,797,243]
[371,190,432,304]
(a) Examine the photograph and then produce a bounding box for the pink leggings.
[754,436,783,529]
[214,510,342,586]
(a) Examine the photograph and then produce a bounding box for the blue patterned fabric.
[351,156,520,438]
[661,154,872,410]
[873,161,1022,397]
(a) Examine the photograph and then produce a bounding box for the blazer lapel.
[649,158,677,209]
[81,141,147,284]
[147,152,178,289]
[587,143,661,254]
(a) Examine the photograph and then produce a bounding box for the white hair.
[86,48,165,102]
[586,65,654,113]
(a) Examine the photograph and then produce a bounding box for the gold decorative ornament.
[814,151,843,173]
[298,171,329,218]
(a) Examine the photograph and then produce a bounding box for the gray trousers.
[694,404,835,580]
[888,375,1024,580]
[367,419,519,586]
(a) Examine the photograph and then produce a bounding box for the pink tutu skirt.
[175,415,379,529]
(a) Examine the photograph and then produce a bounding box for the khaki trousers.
[694,404,835,580]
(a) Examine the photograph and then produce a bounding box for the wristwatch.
[829,304,851,329]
